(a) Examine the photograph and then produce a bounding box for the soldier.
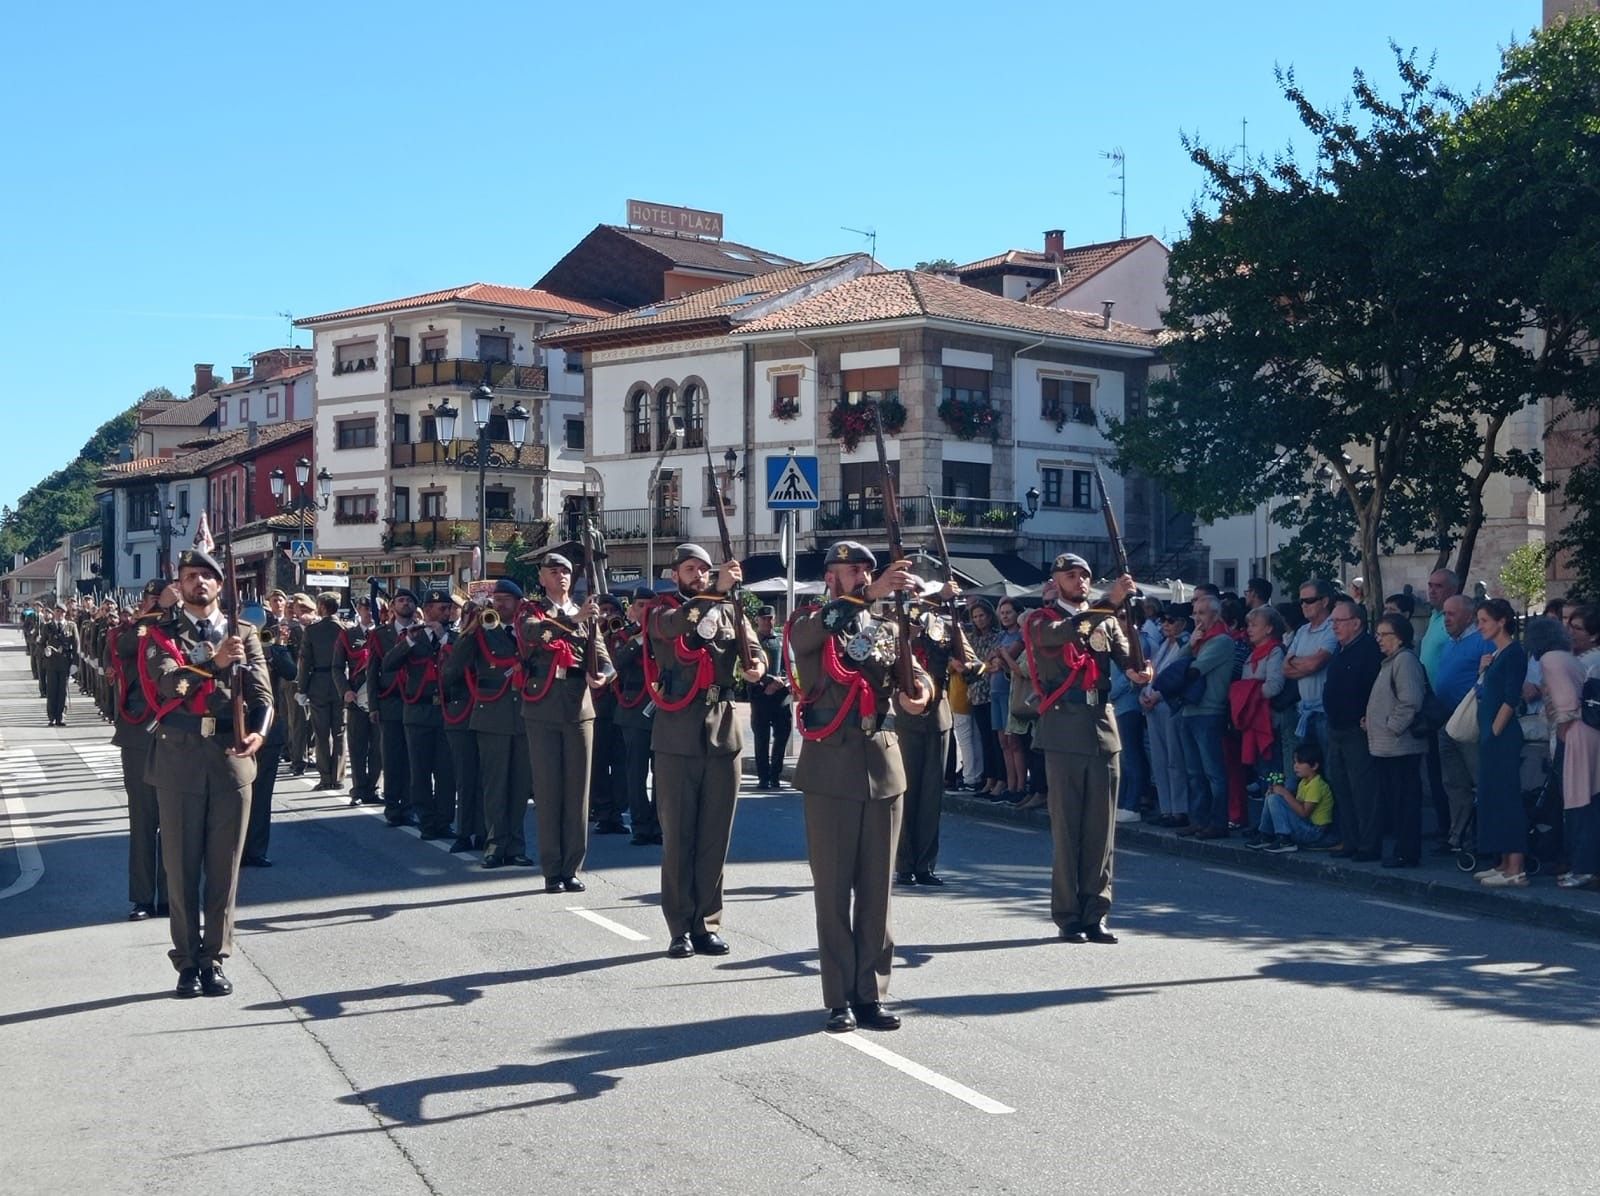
[296,592,347,791]
[788,541,929,1033]
[22,607,41,688]
[895,582,979,887]
[369,588,419,826]
[589,592,630,836]
[284,593,317,774]
[443,580,529,864]
[334,596,382,807]
[1019,553,1150,945]
[749,605,793,790]
[140,548,273,998]
[440,592,482,853]
[610,585,661,847]
[40,604,76,726]
[646,544,765,958]
[112,580,175,920]
[382,587,457,841]
[518,552,611,892]
[243,602,298,868]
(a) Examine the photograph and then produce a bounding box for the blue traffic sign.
[289,539,315,562]
[766,454,820,510]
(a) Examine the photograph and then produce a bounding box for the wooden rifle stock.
[576,505,601,678]
[1092,464,1146,671]
[925,487,970,664]
[867,406,915,694]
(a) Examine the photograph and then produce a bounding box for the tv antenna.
[841,225,877,266]
[1100,147,1127,239]
[277,310,296,347]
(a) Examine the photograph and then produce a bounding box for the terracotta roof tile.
[297,283,612,326]
[101,419,314,484]
[139,398,219,428]
[208,362,314,395]
[733,270,1161,348]
[1,546,67,582]
[952,236,1155,294]
[605,226,800,276]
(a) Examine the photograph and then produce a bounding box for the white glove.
[295,693,311,709]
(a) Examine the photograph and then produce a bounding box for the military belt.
[164,712,234,739]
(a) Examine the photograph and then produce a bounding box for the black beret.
[392,587,418,603]
[142,577,173,598]
[633,584,656,601]
[422,587,453,606]
[176,549,224,579]
[825,540,876,568]
[673,543,713,567]
[493,578,524,598]
[758,605,776,617]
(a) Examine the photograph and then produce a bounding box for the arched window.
[682,381,706,449]
[655,383,681,450]
[627,386,652,453]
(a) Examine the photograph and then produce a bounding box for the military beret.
[597,592,623,610]
[493,578,524,599]
[266,588,288,600]
[673,543,713,567]
[541,552,573,572]
[1051,552,1093,576]
[758,604,776,617]
[633,584,657,601]
[422,587,453,606]
[177,548,224,578]
[392,587,418,603]
[142,577,173,598]
[825,540,876,569]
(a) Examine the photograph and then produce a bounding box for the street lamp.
[270,456,333,587]
[150,499,190,577]
[645,415,685,589]
[434,383,531,579]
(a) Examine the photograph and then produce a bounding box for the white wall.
[1050,239,1170,330]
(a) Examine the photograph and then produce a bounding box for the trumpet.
[480,607,502,630]
[603,615,636,636]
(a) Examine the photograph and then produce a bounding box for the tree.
[0,401,144,562]
[1499,542,1547,615]
[915,258,958,273]
[1108,46,1586,608]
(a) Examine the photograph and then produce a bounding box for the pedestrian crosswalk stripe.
[71,744,122,785]
[567,907,649,942]
[0,749,46,900]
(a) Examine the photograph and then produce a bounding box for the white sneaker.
[1473,867,1499,879]
[1114,809,1141,824]
[1479,871,1528,887]
[1557,873,1595,889]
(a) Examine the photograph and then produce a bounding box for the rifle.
[1092,463,1146,672]
[221,503,247,751]
[702,443,761,674]
[575,492,602,678]
[925,487,971,665]
[866,404,916,693]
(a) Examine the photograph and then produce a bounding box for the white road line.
[71,743,122,784]
[829,1033,1014,1115]
[977,821,1034,835]
[1205,867,1291,887]
[1362,899,1472,923]
[1119,849,1151,859]
[0,747,46,900]
[1570,940,1600,952]
[566,907,649,942]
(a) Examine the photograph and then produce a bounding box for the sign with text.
[626,199,723,240]
[305,572,349,588]
[306,558,348,572]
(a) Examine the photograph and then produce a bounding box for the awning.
[948,553,1046,590]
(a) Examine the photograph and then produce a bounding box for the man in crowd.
[335,595,382,807]
[369,588,418,826]
[297,592,347,791]
[749,605,793,790]
[1176,591,1236,840]
[441,593,481,852]
[1322,599,1382,861]
[1432,593,1487,853]
[1245,577,1273,613]
[1418,567,1461,829]
[1283,578,1339,778]
[608,585,661,846]
[382,588,457,841]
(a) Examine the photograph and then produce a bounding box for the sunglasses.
[1299,596,1324,605]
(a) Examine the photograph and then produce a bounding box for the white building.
[211,348,315,434]
[953,231,1171,332]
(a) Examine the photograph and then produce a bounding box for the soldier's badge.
[1088,626,1110,654]
[540,628,553,643]
[823,607,843,631]
[695,613,719,640]
[136,625,148,638]
[176,678,190,697]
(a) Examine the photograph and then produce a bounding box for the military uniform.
[1020,555,1140,939]
[789,542,929,1023]
[588,634,629,834]
[381,603,457,839]
[245,625,298,864]
[895,604,979,882]
[368,604,417,825]
[39,615,75,725]
[646,548,755,952]
[112,597,167,917]
[440,618,482,850]
[749,611,794,789]
[334,619,382,805]
[608,592,660,845]
[297,611,346,789]
[281,618,311,774]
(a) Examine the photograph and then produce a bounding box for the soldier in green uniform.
[369,589,419,826]
[334,597,382,807]
[749,605,793,790]
[589,592,631,836]
[645,544,765,959]
[297,592,347,791]
[40,605,76,726]
[440,592,482,853]
[113,580,175,920]
[518,552,611,891]
[788,541,929,1033]
[141,549,274,998]
[1020,553,1149,944]
[381,587,457,840]
[609,585,661,847]
[23,608,41,691]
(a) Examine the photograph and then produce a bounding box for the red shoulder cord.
[464,627,520,705]
[640,596,716,713]
[337,627,371,676]
[138,623,216,719]
[397,640,440,705]
[611,631,650,710]
[113,627,148,724]
[1022,607,1102,714]
[783,612,877,742]
[516,605,580,704]
[376,625,406,698]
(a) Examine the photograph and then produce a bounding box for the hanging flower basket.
[772,395,801,422]
[829,395,906,452]
[937,395,1001,442]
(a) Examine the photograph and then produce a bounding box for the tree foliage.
[1499,542,1547,614]
[914,258,958,273]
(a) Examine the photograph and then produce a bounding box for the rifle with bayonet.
[221,504,247,751]
[925,487,971,665]
[576,491,603,679]
[702,443,761,674]
[866,404,916,694]
[1092,463,1146,672]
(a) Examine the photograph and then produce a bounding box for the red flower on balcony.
[828,396,906,452]
[772,395,801,422]
[937,394,1001,442]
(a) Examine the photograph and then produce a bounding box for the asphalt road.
[3,628,1598,1195]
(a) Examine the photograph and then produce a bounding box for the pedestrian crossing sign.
[766,454,820,510]
[289,540,314,561]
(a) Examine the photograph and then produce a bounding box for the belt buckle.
[706,684,722,705]
[860,717,875,734]
[1085,690,1099,707]
[200,716,217,738]
[555,666,568,681]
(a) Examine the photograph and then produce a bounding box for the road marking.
[1119,849,1150,859]
[978,821,1034,835]
[1362,899,1471,923]
[567,907,649,942]
[1205,867,1290,887]
[71,743,123,784]
[0,751,45,899]
[829,1033,1014,1115]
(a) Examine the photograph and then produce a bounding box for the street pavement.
[3,626,1599,1196]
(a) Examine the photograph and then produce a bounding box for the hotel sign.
[626,199,723,240]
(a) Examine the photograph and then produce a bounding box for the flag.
[192,511,215,554]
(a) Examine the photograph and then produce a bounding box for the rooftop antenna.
[1237,117,1248,175]
[277,310,295,348]
[1100,147,1127,239]
[841,225,877,268]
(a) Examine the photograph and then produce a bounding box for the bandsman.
[369,588,419,826]
[381,587,457,841]
[296,592,347,791]
[609,585,661,847]
[334,596,382,806]
[112,579,175,920]
[441,591,482,853]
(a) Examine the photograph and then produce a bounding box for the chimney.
[1101,300,1116,329]
[232,366,250,382]
[247,420,259,447]
[193,363,216,395]
[1044,229,1065,261]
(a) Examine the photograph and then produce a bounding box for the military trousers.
[245,741,282,859]
[44,666,68,723]
[477,728,531,859]
[405,721,456,836]
[619,724,658,837]
[895,725,947,876]
[803,791,902,1009]
[589,715,626,823]
[309,699,345,787]
[653,751,740,937]
[1043,748,1119,930]
[120,738,166,907]
[446,726,482,841]
[525,718,592,879]
[346,704,381,801]
[379,717,411,818]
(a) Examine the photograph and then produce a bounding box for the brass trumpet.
[480,607,502,630]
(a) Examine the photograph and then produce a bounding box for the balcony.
[597,506,690,542]
[391,359,548,392]
[814,494,1023,536]
[385,519,552,552]
[391,440,548,472]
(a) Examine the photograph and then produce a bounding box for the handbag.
[1582,676,1600,730]
[1391,662,1448,738]
[1154,655,1201,709]
[1445,688,1479,744]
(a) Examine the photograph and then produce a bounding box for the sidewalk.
[941,790,1600,940]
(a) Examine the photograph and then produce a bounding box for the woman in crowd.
[1528,617,1600,889]
[988,598,1029,802]
[966,601,1003,796]
[1220,597,1252,826]
[1365,614,1428,868]
[1142,609,1192,827]
[1475,599,1530,887]
[1568,604,1600,680]
[1237,605,1288,796]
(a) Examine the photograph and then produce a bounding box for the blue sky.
[0,1,1538,513]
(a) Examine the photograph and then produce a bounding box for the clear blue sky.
[0,0,1538,513]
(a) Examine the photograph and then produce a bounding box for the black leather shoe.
[914,872,945,887]
[690,932,729,956]
[241,855,273,868]
[668,935,695,959]
[385,814,416,828]
[563,876,586,893]
[1085,918,1118,944]
[508,855,536,867]
[594,820,629,835]
[851,1002,901,1031]
[481,855,505,869]
[448,838,475,854]
[545,878,566,893]
[895,871,917,885]
[348,795,365,807]
[174,967,202,998]
[1059,925,1087,943]
[128,903,154,921]
[825,1006,857,1033]
[200,964,233,997]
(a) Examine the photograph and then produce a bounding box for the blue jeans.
[1116,707,1148,811]
[1283,709,1328,794]
[1178,712,1228,831]
[1259,791,1335,845]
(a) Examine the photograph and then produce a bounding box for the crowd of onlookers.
[944,570,1600,892]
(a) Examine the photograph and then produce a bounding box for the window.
[564,418,584,451]
[940,461,991,500]
[1041,467,1064,508]
[393,487,411,523]
[334,341,377,375]
[655,383,681,449]
[1218,560,1239,591]
[335,494,378,524]
[839,460,898,527]
[683,382,706,449]
[393,413,411,445]
[478,333,511,363]
[131,553,142,580]
[627,387,651,453]
[176,490,190,519]
[218,403,228,426]
[841,365,899,408]
[772,372,800,419]
[420,490,445,519]
[128,489,159,529]
[421,333,446,363]
[564,349,583,374]
[941,365,990,406]
[336,417,377,450]
[484,487,514,520]
[1041,377,1093,424]
[239,397,250,423]
[1071,469,1093,510]
[266,392,280,417]
[701,466,735,514]
[655,470,682,536]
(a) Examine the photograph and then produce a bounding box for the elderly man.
[1433,594,1488,852]
[1418,567,1463,835]
[1322,600,1383,860]
[1282,578,1339,782]
[1175,591,1235,840]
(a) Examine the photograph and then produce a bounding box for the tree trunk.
[1452,413,1505,586]
[1356,499,1384,620]
[1431,503,1453,572]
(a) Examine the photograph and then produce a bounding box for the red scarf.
[1022,607,1103,714]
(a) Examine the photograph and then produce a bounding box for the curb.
[940,791,1600,942]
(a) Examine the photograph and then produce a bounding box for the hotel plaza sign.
[626,199,723,240]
